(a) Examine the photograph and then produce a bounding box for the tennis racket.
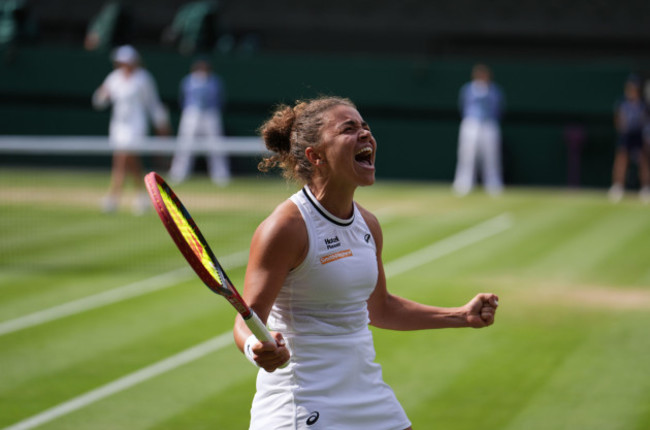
[144,171,273,344]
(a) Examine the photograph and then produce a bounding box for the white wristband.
[244,335,260,367]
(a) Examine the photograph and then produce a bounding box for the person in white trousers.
[453,64,505,196]
[169,58,229,185]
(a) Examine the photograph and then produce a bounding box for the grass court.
[1,167,649,430]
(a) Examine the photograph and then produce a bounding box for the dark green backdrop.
[0,46,643,187]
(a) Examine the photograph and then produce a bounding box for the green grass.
[1,168,649,429]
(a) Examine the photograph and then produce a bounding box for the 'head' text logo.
[324,235,341,250]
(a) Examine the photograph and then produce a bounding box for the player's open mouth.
[355,147,374,167]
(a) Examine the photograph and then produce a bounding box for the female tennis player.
[233,96,499,429]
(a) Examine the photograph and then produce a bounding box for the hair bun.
[259,105,295,154]
[257,96,355,182]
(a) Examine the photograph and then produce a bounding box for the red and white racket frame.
[144,172,273,343]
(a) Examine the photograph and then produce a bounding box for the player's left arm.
[360,206,499,330]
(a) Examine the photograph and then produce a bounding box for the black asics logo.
[364,233,371,243]
[306,411,320,426]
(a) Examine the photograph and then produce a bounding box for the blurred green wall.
[0,46,640,187]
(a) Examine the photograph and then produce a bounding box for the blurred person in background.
[0,0,38,49]
[643,77,650,201]
[161,0,219,56]
[608,76,650,203]
[92,45,171,214]
[83,1,132,51]
[169,57,229,185]
[452,63,505,197]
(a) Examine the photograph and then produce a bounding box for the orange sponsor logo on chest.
[320,249,353,265]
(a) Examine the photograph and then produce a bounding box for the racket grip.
[244,311,274,343]
[245,311,289,369]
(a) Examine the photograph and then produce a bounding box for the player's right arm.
[92,85,111,110]
[233,200,307,371]
[92,73,113,110]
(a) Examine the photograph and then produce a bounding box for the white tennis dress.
[92,68,168,150]
[249,186,411,430]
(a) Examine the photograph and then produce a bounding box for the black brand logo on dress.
[364,233,371,243]
[306,411,320,426]
[324,235,341,250]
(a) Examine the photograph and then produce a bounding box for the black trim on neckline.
[302,187,354,227]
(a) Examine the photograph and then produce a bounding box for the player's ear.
[305,147,326,166]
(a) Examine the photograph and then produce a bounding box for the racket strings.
[158,185,225,286]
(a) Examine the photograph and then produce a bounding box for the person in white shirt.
[92,45,171,214]
[233,96,500,429]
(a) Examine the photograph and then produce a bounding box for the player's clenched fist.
[464,293,499,328]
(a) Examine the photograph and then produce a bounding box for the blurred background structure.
[2,0,650,187]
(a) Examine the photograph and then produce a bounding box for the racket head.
[144,172,252,318]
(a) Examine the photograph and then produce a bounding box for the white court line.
[385,212,513,278]
[2,333,233,430]
[0,251,249,337]
[2,214,512,430]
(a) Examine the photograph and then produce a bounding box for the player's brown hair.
[258,96,356,183]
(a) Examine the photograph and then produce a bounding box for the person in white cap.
[92,45,171,214]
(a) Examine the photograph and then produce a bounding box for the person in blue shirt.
[169,57,229,185]
[452,63,505,196]
[608,76,650,203]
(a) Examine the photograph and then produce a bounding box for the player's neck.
[306,181,355,220]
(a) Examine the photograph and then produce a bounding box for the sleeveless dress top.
[249,187,411,430]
